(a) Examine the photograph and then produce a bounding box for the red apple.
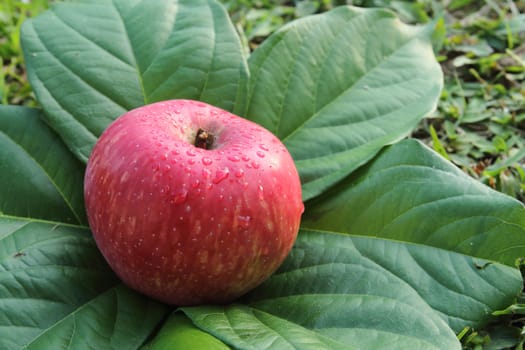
[84,99,304,305]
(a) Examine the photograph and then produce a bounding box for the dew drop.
[238,215,251,228]
[188,158,196,165]
[259,144,269,151]
[234,168,244,178]
[186,150,196,157]
[172,189,188,204]
[251,161,260,169]
[241,155,250,162]
[256,151,266,158]
[228,155,241,162]
[213,168,230,184]
[191,179,201,188]
[258,184,264,201]
[202,168,212,179]
[202,157,213,166]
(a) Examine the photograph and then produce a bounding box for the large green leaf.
[183,230,521,349]
[21,0,248,163]
[0,105,86,225]
[0,216,168,349]
[183,231,466,350]
[303,139,525,266]
[183,304,354,350]
[239,6,443,200]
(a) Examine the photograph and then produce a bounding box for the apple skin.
[84,99,304,306]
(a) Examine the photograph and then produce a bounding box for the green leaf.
[303,139,525,266]
[183,231,464,350]
[0,215,168,349]
[21,0,248,163]
[336,233,521,332]
[250,230,520,337]
[239,6,443,200]
[143,313,231,350]
[183,304,355,350]
[0,105,86,225]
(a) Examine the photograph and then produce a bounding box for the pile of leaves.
[0,1,524,349]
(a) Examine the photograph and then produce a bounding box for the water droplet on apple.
[234,168,244,178]
[202,157,213,166]
[251,162,260,169]
[172,189,188,204]
[228,155,240,162]
[238,215,251,228]
[213,168,230,184]
[186,150,196,157]
[258,185,264,201]
[202,168,212,179]
[259,144,269,151]
[191,179,201,188]
[256,151,265,158]
[241,155,250,162]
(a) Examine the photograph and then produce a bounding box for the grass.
[0,0,49,106]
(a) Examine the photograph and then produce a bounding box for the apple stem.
[195,128,215,150]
